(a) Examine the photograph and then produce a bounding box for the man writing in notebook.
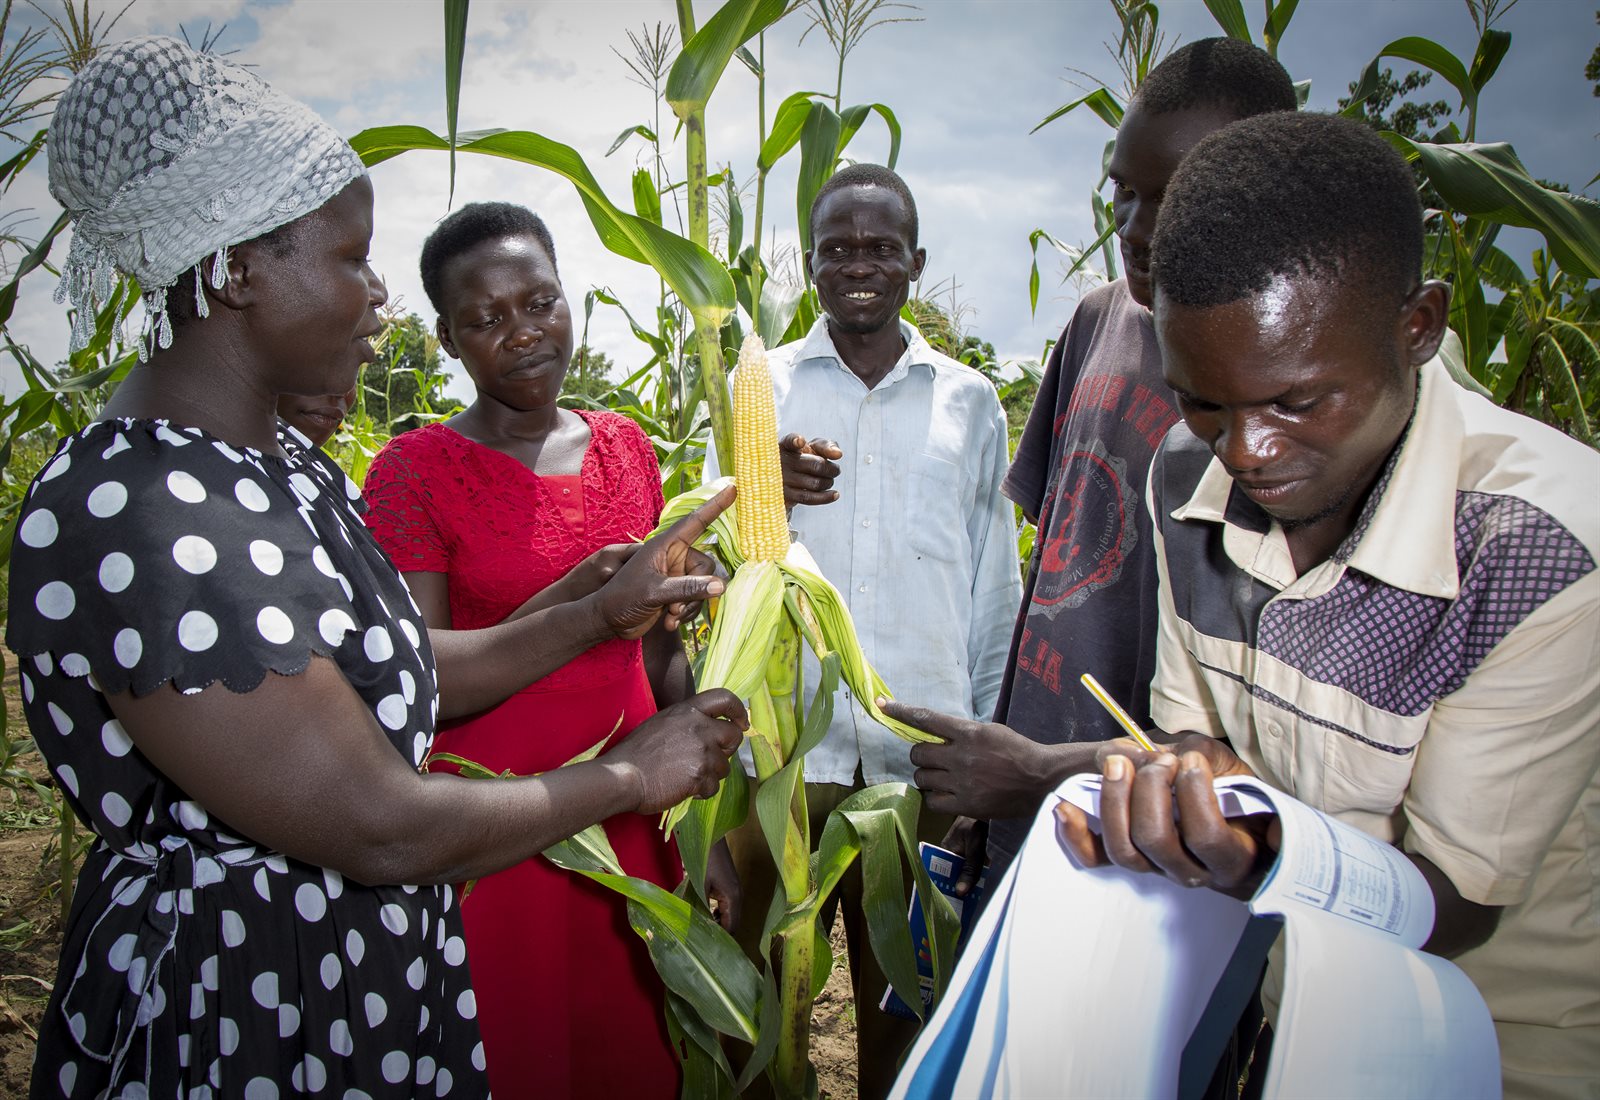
[1038,112,1599,1100]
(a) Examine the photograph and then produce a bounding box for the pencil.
[1079,672,1159,753]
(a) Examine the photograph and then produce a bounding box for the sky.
[4,0,1596,405]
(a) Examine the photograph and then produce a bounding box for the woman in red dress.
[363,203,735,1100]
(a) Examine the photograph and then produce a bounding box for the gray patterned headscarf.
[47,35,367,359]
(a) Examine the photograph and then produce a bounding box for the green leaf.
[1263,0,1300,47]
[1469,28,1511,92]
[735,45,762,79]
[673,764,749,902]
[664,990,738,1099]
[1292,78,1311,108]
[1391,138,1600,280]
[756,277,805,350]
[1340,56,1382,118]
[837,102,902,169]
[0,210,70,326]
[607,123,659,157]
[633,167,663,226]
[442,0,469,206]
[795,102,844,257]
[1031,87,1124,134]
[563,870,764,1043]
[758,92,821,172]
[1365,37,1475,118]
[351,126,736,323]
[666,0,788,120]
[1202,0,1252,43]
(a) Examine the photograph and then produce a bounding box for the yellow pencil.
[1079,673,1159,752]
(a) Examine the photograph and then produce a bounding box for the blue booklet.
[879,842,988,1020]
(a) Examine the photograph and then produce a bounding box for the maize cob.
[732,334,790,563]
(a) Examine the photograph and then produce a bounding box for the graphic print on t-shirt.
[1030,438,1141,616]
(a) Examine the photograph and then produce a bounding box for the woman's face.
[249,175,387,399]
[435,234,573,412]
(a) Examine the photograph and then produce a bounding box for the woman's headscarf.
[46,35,367,358]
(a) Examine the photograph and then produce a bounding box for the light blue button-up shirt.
[707,317,1023,786]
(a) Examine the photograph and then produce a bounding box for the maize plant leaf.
[1263,0,1299,48]
[796,102,844,256]
[758,91,823,171]
[779,544,936,743]
[699,559,786,701]
[1389,139,1600,280]
[0,209,69,326]
[838,102,902,169]
[654,478,745,569]
[633,167,663,226]
[607,123,658,157]
[756,276,805,350]
[1202,0,1252,43]
[1031,87,1123,135]
[845,783,961,1010]
[1449,226,1491,376]
[665,990,737,1100]
[1469,28,1511,92]
[666,0,788,120]
[804,787,924,1017]
[1292,78,1311,108]
[735,45,762,79]
[754,754,806,900]
[547,859,765,1044]
[542,824,627,877]
[674,765,750,903]
[1363,37,1476,119]
[733,964,783,1093]
[442,0,468,205]
[350,126,736,324]
[810,917,832,1000]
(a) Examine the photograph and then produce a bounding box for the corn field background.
[0,0,1597,1095]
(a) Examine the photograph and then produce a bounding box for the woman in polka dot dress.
[10,37,745,1100]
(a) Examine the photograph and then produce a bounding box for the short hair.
[1134,37,1297,119]
[419,201,558,314]
[809,163,918,249]
[1150,111,1423,310]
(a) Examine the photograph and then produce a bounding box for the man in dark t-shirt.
[888,38,1299,891]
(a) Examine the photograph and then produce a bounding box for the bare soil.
[0,656,862,1098]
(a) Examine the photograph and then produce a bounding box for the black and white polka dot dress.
[6,419,489,1099]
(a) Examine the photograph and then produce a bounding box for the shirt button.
[864,454,874,464]
[1266,721,1283,739]
[857,584,868,593]
[861,519,872,528]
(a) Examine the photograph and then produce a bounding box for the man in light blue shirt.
[708,163,1022,1099]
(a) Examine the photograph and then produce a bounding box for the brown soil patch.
[811,912,857,1099]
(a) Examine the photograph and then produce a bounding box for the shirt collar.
[798,315,940,386]
[1170,356,1463,598]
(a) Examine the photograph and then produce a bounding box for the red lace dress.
[363,413,680,1100]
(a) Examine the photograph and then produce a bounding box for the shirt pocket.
[1318,718,1423,819]
[906,452,965,566]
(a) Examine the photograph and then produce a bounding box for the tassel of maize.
[733,334,791,563]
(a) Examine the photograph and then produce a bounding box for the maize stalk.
[648,334,941,1098]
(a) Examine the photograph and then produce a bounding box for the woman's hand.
[705,839,742,931]
[592,485,734,639]
[608,688,749,814]
[1054,734,1278,900]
